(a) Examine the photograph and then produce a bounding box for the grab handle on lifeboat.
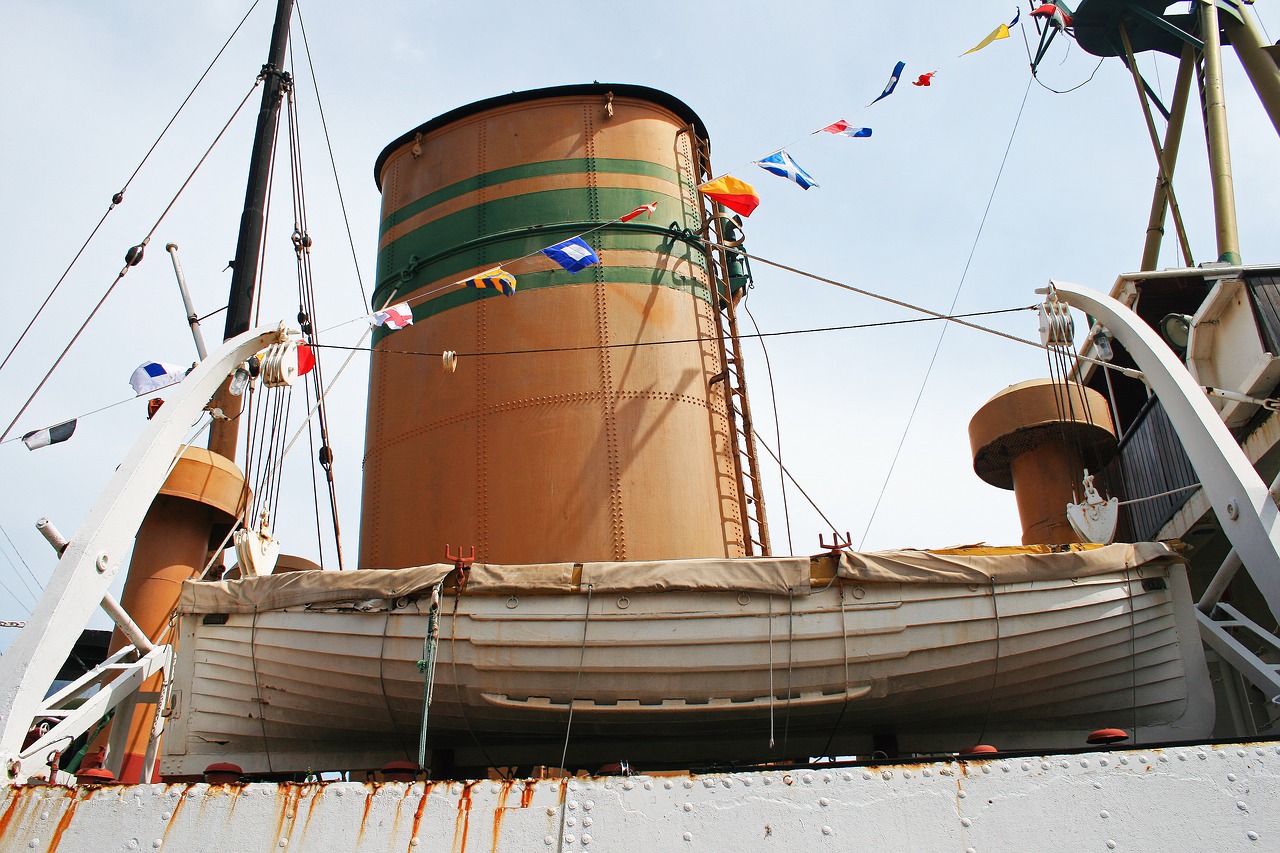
[479,685,872,713]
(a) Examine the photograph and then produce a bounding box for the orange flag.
[698,176,760,217]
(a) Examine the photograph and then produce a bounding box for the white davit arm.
[1047,280,1280,621]
[0,323,293,771]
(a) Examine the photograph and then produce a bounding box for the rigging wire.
[0,80,263,445]
[859,75,1035,549]
[742,299,794,554]
[1018,12,1106,94]
[377,611,414,761]
[246,381,294,536]
[0,538,40,611]
[262,326,372,534]
[976,576,1003,746]
[0,394,152,447]
[315,305,1037,362]
[239,67,286,552]
[196,306,230,323]
[0,0,264,381]
[0,520,45,598]
[0,306,1036,457]
[752,427,843,537]
[558,584,595,775]
[706,242,1048,353]
[1256,2,1274,43]
[302,379,327,569]
[1036,57,1105,94]
[1048,291,1102,506]
[0,569,37,615]
[293,0,370,310]
[283,61,346,569]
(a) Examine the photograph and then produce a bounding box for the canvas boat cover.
[180,540,1177,607]
[837,541,1177,584]
[177,542,1178,614]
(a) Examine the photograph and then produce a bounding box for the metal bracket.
[1197,604,1280,704]
[3,644,171,783]
[1124,1,1205,50]
[446,545,476,570]
[819,532,852,554]
[446,545,475,595]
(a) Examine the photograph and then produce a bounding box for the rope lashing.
[416,582,445,769]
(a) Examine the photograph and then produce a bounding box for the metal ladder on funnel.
[686,130,771,556]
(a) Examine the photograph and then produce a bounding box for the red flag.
[912,72,936,87]
[1031,4,1073,28]
[621,201,659,222]
[297,343,316,376]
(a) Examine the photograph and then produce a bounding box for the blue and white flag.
[869,60,906,106]
[129,361,188,395]
[754,150,819,190]
[542,236,600,273]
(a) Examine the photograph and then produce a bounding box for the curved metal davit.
[361,84,748,567]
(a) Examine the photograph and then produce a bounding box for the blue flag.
[869,60,906,106]
[755,150,819,190]
[542,236,600,273]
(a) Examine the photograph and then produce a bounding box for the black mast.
[222,0,295,340]
[211,0,294,461]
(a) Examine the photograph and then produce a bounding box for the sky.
[1,1,1278,645]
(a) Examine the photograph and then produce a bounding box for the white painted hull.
[164,564,1212,775]
[11,743,1280,853]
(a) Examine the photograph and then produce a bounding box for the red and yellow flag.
[698,176,760,218]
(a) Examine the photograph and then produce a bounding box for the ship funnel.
[361,84,753,567]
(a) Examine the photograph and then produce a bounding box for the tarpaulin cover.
[178,543,1177,613]
[178,564,456,613]
[580,557,811,595]
[838,542,1177,585]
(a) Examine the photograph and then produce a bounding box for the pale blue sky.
[1,1,1277,639]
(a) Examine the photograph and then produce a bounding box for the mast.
[1199,0,1241,265]
[88,0,297,783]
[209,0,295,459]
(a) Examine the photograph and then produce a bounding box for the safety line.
[858,74,1034,549]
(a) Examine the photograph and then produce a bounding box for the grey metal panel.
[1108,398,1200,541]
